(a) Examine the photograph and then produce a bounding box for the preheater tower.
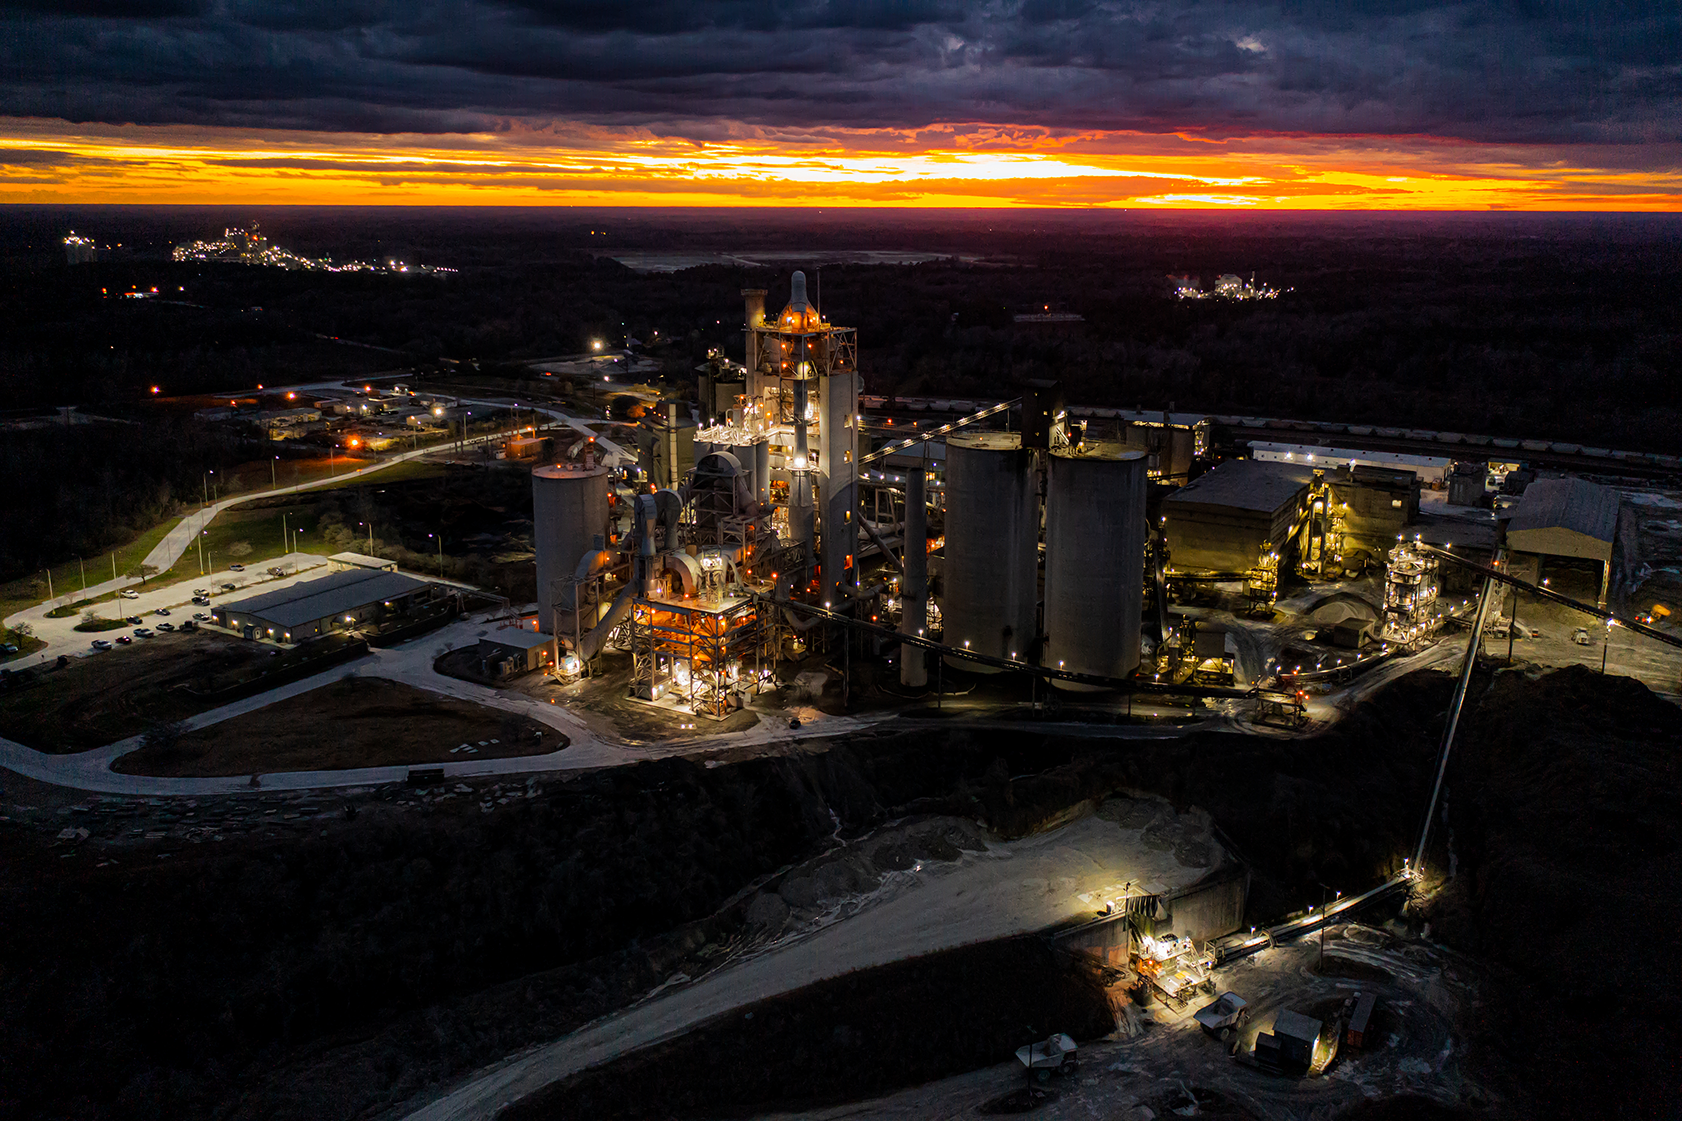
[532,464,612,634]
[942,432,1038,669]
[1044,443,1148,689]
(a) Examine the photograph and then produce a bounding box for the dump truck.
[1015,1034,1078,1082]
[1192,991,1250,1042]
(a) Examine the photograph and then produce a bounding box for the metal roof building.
[212,568,436,642]
[329,551,399,572]
[1506,477,1619,561]
[1505,476,1621,606]
[1164,460,1312,574]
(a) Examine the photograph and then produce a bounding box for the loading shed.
[1164,460,1312,574]
[1504,476,1620,606]
[477,629,557,677]
[329,551,399,572]
[212,568,435,643]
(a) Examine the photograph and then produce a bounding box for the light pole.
[282,513,288,557]
[1602,618,1614,673]
[270,456,278,489]
[78,557,86,595]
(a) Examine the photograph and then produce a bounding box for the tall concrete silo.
[1044,444,1148,690]
[941,432,1038,670]
[532,464,612,634]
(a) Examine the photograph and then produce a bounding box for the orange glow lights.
[0,117,1678,210]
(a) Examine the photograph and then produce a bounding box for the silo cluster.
[939,434,1149,689]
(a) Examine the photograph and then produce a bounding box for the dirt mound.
[1425,663,1682,1121]
[502,937,1113,1121]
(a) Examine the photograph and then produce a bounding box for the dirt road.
[401,803,1225,1121]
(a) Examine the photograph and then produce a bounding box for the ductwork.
[654,487,685,552]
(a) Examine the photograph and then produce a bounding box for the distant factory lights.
[1170,273,1288,301]
[171,223,453,274]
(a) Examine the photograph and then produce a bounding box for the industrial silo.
[532,464,612,634]
[1044,444,1148,690]
[941,433,1038,670]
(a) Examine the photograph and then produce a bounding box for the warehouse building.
[1505,476,1621,606]
[1164,460,1312,574]
[212,568,437,643]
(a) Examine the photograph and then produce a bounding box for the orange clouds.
[3,117,1679,210]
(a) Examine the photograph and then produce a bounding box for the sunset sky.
[3,1,1678,209]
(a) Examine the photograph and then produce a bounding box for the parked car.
[179,620,198,632]
[116,636,132,645]
[156,622,176,632]
[91,639,112,650]
[133,627,153,638]
[228,563,245,571]
[193,588,208,597]
[1572,627,1592,646]
[221,582,239,591]
[192,596,210,605]
[0,643,17,654]
[118,590,139,600]
[126,616,143,625]
[154,608,171,617]
[193,612,209,621]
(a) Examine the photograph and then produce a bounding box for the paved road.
[0,611,885,796]
[4,428,508,658]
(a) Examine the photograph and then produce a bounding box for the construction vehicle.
[1193,991,1250,1042]
[1015,1034,1078,1082]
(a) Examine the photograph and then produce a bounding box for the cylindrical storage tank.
[1044,445,1148,691]
[532,464,612,635]
[942,433,1038,671]
[753,439,770,506]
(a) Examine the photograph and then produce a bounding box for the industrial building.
[1164,460,1313,574]
[212,568,437,643]
[1504,476,1621,606]
[329,552,398,572]
[476,628,557,677]
[516,269,1634,720]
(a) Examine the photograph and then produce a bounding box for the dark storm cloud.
[0,1,1677,144]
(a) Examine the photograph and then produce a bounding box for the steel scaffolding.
[1381,540,1441,647]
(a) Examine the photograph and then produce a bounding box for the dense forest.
[1,207,1678,581]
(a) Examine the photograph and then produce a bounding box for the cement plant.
[4,219,1680,1121]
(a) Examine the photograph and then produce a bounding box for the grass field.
[0,447,465,623]
[113,676,557,776]
[0,517,182,622]
[0,631,277,751]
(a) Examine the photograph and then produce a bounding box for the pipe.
[859,516,903,575]
[1413,549,1502,871]
[654,487,684,552]
[572,581,637,663]
[753,439,770,507]
[1151,518,1171,644]
[900,460,928,687]
[636,493,658,594]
